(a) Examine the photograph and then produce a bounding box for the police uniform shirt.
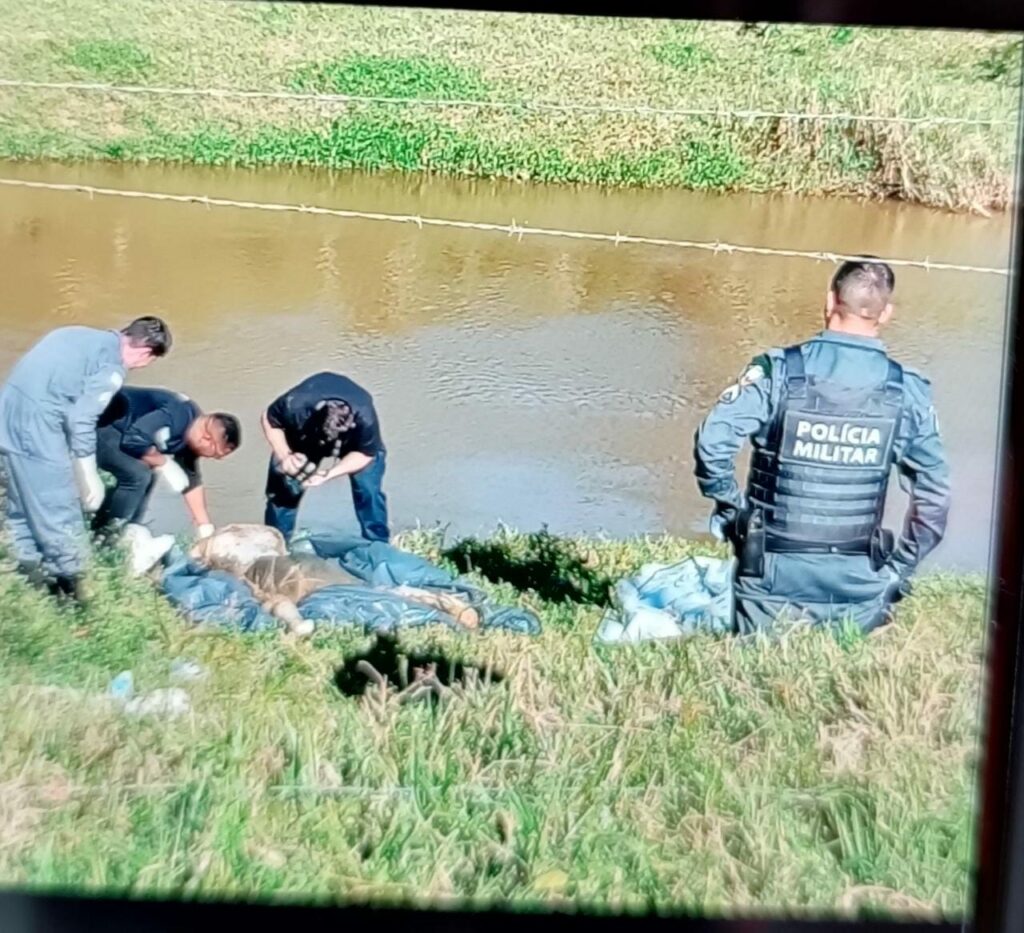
[98,387,203,492]
[693,330,951,578]
[266,372,384,463]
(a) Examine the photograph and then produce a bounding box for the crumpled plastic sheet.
[295,584,457,633]
[161,550,277,632]
[594,555,735,645]
[160,533,542,636]
[303,534,454,589]
[300,534,542,635]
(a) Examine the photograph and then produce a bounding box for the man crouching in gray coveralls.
[0,317,171,604]
[693,258,951,635]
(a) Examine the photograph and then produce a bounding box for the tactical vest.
[747,344,904,554]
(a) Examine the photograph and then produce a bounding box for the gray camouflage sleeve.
[693,362,773,521]
[891,377,951,578]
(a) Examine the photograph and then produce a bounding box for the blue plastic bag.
[594,556,735,644]
[296,584,460,632]
[157,536,542,636]
[306,533,542,635]
[160,548,277,633]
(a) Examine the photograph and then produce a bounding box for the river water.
[0,161,1013,571]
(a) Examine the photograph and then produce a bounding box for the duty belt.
[763,535,872,556]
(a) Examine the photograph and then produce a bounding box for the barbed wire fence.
[0,77,1016,126]
[0,177,1010,276]
[0,78,1016,275]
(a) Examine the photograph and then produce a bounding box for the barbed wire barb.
[0,176,1008,277]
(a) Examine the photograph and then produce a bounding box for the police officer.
[93,386,241,573]
[0,317,171,601]
[693,258,950,634]
[260,371,388,544]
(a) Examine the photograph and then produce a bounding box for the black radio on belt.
[869,526,896,572]
[736,506,766,578]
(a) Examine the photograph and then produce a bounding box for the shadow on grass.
[442,528,615,607]
[333,632,504,704]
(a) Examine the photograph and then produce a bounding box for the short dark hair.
[121,317,172,357]
[210,413,241,450]
[830,257,895,318]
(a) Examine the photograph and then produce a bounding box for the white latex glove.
[73,455,106,512]
[196,523,215,540]
[154,459,190,494]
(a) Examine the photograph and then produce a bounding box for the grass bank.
[0,3,1019,210]
[0,525,985,920]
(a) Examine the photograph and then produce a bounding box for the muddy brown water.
[0,161,1013,572]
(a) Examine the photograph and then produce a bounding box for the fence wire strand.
[0,77,1015,127]
[0,177,1009,276]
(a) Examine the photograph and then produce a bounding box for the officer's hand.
[709,512,728,543]
[74,456,106,513]
[302,472,329,489]
[277,452,308,477]
[196,523,215,540]
[884,565,912,605]
[712,508,743,551]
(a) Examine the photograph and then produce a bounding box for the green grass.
[60,38,154,83]
[973,37,1023,85]
[289,54,492,101]
[0,115,749,188]
[0,2,1018,210]
[0,524,986,919]
[646,41,717,69]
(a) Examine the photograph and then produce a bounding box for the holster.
[734,507,766,578]
[869,527,896,573]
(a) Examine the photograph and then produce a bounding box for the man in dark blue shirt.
[260,371,389,543]
[94,387,241,570]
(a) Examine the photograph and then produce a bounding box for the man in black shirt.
[260,371,389,544]
[94,387,241,570]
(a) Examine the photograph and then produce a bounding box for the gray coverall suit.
[0,326,125,579]
[694,330,951,635]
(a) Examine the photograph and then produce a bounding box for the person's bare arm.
[304,451,373,487]
[183,485,212,528]
[261,409,306,475]
[260,409,290,459]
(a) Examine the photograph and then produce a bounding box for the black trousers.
[92,424,157,530]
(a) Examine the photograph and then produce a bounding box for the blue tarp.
[161,551,277,633]
[594,556,735,644]
[296,584,457,633]
[299,534,541,635]
[160,532,542,636]
[304,534,455,589]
